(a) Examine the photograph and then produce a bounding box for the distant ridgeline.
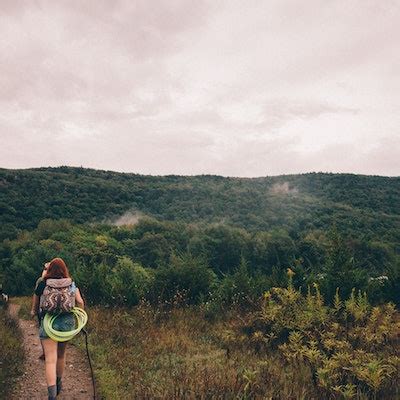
[0,167,399,305]
[1,166,399,240]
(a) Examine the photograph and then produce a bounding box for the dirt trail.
[8,303,95,400]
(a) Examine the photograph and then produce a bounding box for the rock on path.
[9,303,94,400]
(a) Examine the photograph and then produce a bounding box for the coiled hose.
[43,307,88,342]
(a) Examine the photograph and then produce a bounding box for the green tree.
[152,252,217,304]
[109,256,154,305]
[322,228,367,302]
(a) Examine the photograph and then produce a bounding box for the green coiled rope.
[43,307,88,342]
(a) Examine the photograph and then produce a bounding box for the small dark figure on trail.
[31,258,84,400]
[1,285,9,305]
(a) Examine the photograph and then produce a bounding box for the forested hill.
[1,167,399,245]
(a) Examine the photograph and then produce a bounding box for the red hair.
[45,258,70,280]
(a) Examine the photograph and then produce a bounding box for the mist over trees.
[0,166,398,307]
[1,167,398,241]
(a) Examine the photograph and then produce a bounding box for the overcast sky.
[1,0,399,177]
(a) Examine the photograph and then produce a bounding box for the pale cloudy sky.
[1,0,399,177]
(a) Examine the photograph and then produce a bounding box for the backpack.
[40,278,76,313]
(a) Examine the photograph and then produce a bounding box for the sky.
[1,0,399,177]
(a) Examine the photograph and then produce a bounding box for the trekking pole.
[81,327,97,400]
[79,291,97,400]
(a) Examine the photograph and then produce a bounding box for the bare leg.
[41,339,58,386]
[56,342,67,378]
[39,340,45,360]
[37,316,45,360]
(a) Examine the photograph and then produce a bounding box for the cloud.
[253,99,359,133]
[0,0,399,176]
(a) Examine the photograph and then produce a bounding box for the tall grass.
[83,287,399,399]
[9,289,399,399]
[85,304,317,399]
[0,301,24,399]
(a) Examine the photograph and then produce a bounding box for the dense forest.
[0,167,399,306]
[1,167,399,242]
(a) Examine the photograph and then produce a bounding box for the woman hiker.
[31,258,85,400]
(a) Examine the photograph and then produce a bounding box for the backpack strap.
[69,281,77,295]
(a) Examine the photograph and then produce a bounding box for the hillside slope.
[0,167,399,244]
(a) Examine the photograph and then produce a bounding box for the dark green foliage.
[194,225,251,275]
[1,168,399,245]
[1,217,399,307]
[108,257,154,305]
[134,232,171,268]
[202,256,272,320]
[0,167,399,308]
[75,262,112,304]
[249,231,297,273]
[322,227,368,302]
[151,252,217,304]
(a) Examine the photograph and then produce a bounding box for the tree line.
[1,167,399,246]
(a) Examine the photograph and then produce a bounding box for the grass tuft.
[0,302,24,399]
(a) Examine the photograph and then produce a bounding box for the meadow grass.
[10,293,399,399]
[83,304,323,399]
[82,290,399,400]
[0,301,24,399]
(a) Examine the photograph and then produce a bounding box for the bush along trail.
[8,299,94,400]
[0,301,24,399]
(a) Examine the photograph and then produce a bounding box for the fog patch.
[112,210,144,226]
[270,182,299,195]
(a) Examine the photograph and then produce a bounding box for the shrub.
[109,257,154,306]
[212,257,268,312]
[244,274,400,399]
[151,252,217,305]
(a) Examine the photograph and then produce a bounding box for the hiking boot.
[56,377,62,395]
[48,385,57,399]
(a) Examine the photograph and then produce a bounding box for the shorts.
[39,313,76,340]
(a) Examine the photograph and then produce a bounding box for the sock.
[47,385,57,400]
[56,376,62,395]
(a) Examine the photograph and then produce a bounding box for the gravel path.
[9,303,95,399]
